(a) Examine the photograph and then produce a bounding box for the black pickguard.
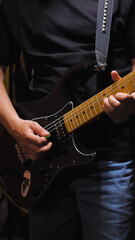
[0,62,97,207]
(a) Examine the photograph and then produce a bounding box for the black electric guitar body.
[0,62,135,208]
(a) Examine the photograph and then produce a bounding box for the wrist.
[5,115,22,136]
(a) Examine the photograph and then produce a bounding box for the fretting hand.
[103,70,135,120]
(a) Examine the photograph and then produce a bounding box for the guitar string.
[43,75,135,134]
[17,74,135,158]
[44,76,135,133]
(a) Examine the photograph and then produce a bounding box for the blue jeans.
[29,152,135,240]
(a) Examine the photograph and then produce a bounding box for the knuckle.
[30,121,38,129]
[30,156,36,161]
[108,96,113,104]
[23,133,29,141]
[33,121,38,127]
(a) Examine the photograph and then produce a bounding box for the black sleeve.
[0,1,21,65]
[126,1,135,59]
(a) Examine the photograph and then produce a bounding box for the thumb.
[111,70,121,83]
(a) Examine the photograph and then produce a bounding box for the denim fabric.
[29,153,135,240]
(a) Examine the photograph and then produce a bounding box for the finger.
[30,121,50,137]
[111,71,121,82]
[27,141,52,155]
[39,142,53,153]
[131,92,135,98]
[103,95,132,119]
[103,95,120,110]
[108,95,121,108]
[103,97,114,114]
[25,121,50,145]
[103,96,123,119]
[24,129,47,146]
[26,142,53,161]
[115,93,134,104]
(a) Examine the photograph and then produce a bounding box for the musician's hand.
[11,118,52,161]
[103,71,135,120]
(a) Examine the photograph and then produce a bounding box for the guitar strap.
[95,0,115,71]
[76,0,115,99]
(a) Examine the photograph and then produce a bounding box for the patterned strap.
[95,0,115,70]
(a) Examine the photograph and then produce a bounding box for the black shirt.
[0,0,135,154]
[0,0,135,92]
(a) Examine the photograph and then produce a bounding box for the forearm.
[0,66,52,161]
[0,66,20,134]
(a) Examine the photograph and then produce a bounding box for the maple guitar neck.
[63,71,135,133]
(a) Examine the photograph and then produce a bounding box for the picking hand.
[12,118,52,161]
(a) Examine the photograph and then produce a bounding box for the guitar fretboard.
[63,71,135,133]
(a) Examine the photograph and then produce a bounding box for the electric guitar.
[0,62,135,208]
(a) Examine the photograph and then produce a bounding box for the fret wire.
[74,112,80,127]
[65,114,72,132]
[87,99,94,118]
[75,105,84,125]
[90,98,97,117]
[100,91,104,101]
[68,111,75,131]
[71,111,78,130]
[95,95,102,112]
[116,81,121,92]
[108,83,118,96]
[78,105,86,123]
[80,104,87,122]
[105,88,109,97]
[123,78,129,93]
[130,73,135,88]
[98,92,104,111]
[83,103,90,120]
[125,75,135,93]
[79,103,86,122]
[72,107,80,128]
[75,107,83,126]
[91,97,97,115]
[94,95,101,113]
[111,85,115,95]
[64,73,135,132]
[89,77,134,110]
[53,74,135,135]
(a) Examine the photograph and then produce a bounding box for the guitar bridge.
[21,170,31,198]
